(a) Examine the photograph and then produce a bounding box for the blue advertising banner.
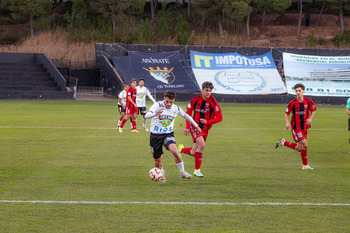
[113,51,200,94]
[190,51,287,95]
[283,52,350,96]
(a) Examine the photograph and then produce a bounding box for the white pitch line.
[0,126,115,130]
[0,126,346,131]
[0,200,349,206]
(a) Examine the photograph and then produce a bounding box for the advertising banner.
[116,51,200,94]
[190,51,287,95]
[283,52,350,96]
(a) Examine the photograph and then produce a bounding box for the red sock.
[132,120,136,130]
[120,118,127,128]
[284,141,297,150]
[194,152,202,170]
[301,150,308,165]
[181,147,192,155]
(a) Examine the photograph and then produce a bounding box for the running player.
[275,83,316,170]
[178,81,223,178]
[117,84,129,129]
[118,78,139,133]
[145,90,201,183]
[136,78,156,131]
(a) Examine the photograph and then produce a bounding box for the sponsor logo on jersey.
[159,115,175,127]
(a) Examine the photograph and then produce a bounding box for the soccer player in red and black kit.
[178,81,223,178]
[275,83,316,170]
[119,78,139,133]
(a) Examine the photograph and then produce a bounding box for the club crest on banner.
[143,67,175,84]
[214,70,266,93]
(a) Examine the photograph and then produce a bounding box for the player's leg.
[155,157,162,170]
[141,108,149,131]
[132,108,141,130]
[179,128,200,156]
[298,139,313,170]
[179,143,195,156]
[192,136,205,178]
[167,142,192,179]
[119,111,131,132]
[131,112,139,133]
[275,129,298,150]
[151,134,166,182]
[118,111,125,129]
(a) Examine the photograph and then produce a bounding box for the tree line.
[0,0,349,45]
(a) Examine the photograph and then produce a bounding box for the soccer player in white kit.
[136,78,156,131]
[145,90,201,183]
[117,84,129,129]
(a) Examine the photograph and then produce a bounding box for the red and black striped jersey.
[286,97,316,131]
[186,94,223,131]
[126,86,137,108]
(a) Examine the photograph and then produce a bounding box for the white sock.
[118,120,121,127]
[176,161,185,173]
[143,118,147,127]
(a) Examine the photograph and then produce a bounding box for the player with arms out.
[136,78,156,131]
[118,78,139,133]
[275,83,316,170]
[117,84,129,129]
[145,90,201,183]
[178,81,223,178]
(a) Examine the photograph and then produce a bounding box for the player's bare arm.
[285,113,291,130]
[128,96,138,108]
[306,111,316,125]
[118,98,125,109]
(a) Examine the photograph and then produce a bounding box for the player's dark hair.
[130,78,137,83]
[202,81,214,90]
[164,90,176,100]
[294,83,305,90]
[139,78,145,82]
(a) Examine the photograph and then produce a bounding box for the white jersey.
[136,86,155,107]
[145,100,198,134]
[118,90,127,107]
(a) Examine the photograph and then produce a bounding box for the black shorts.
[150,132,176,159]
[138,107,147,116]
[118,105,125,114]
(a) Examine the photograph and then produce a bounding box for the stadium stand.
[96,43,350,105]
[0,53,74,100]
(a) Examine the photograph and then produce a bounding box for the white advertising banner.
[190,51,287,95]
[283,52,350,96]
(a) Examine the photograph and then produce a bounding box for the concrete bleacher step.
[0,76,54,82]
[0,85,60,91]
[0,71,49,77]
[0,62,42,67]
[0,66,45,72]
[0,78,57,87]
[0,61,73,100]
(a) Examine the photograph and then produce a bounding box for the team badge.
[143,66,175,84]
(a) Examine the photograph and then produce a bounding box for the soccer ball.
[149,167,163,181]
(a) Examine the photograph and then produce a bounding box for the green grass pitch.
[0,100,349,232]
